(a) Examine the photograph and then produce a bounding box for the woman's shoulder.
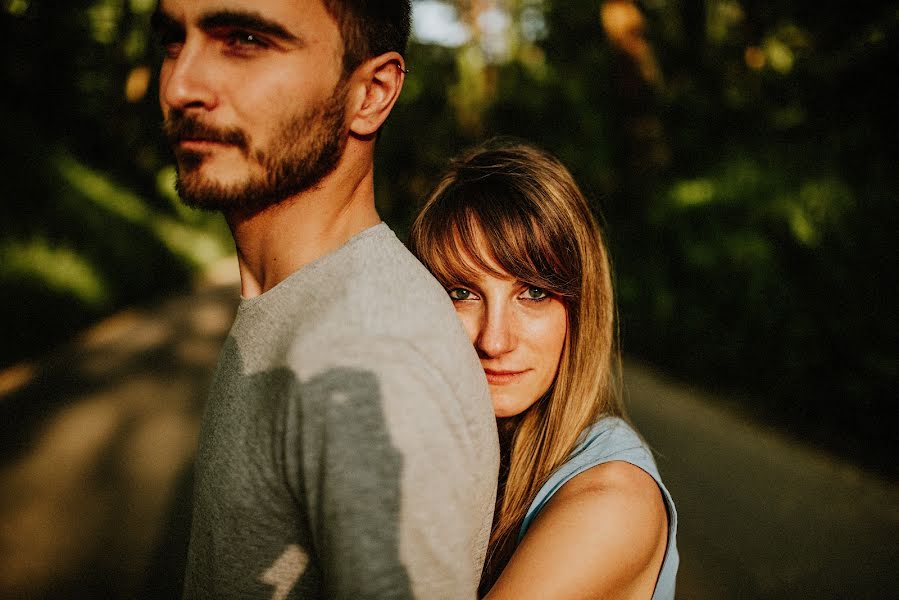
[527,416,660,517]
[544,455,668,556]
[576,415,651,459]
[551,417,667,543]
[488,441,669,599]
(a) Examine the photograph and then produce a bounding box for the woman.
[409,141,678,599]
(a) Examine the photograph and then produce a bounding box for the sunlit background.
[1,1,896,598]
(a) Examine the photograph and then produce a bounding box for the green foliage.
[1,1,231,368]
[609,0,897,469]
[1,0,895,471]
[0,116,232,366]
[390,0,896,472]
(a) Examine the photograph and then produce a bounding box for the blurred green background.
[1,0,896,477]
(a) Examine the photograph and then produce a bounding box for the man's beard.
[163,83,348,213]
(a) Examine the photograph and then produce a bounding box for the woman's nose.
[476,306,516,358]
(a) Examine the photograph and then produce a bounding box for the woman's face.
[447,251,568,418]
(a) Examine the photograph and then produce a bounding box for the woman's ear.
[347,51,406,137]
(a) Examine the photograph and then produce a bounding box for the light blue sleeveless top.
[519,416,679,599]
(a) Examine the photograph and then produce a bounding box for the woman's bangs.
[416,181,578,299]
[415,209,500,287]
[479,214,559,293]
[479,195,578,298]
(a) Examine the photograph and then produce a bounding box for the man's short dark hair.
[323,1,412,74]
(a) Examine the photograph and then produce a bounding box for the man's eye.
[523,286,548,301]
[156,31,184,58]
[448,288,472,301]
[225,30,267,49]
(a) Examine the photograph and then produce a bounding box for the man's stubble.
[164,81,349,214]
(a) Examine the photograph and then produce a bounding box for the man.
[152,1,499,598]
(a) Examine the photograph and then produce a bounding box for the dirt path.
[626,365,899,599]
[0,262,239,599]
[1,259,896,599]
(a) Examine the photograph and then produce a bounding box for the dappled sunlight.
[0,363,36,399]
[80,319,171,380]
[657,155,856,251]
[80,310,146,350]
[669,178,716,207]
[0,238,109,308]
[788,177,855,247]
[124,66,151,103]
[762,36,796,74]
[412,0,469,47]
[415,1,552,134]
[154,220,228,267]
[4,0,29,16]
[200,256,241,288]
[600,0,662,87]
[86,0,122,44]
[55,154,231,269]
[188,294,236,336]
[176,335,228,368]
[0,121,230,367]
[2,0,896,596]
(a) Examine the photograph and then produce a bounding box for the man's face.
[155,0,348,212]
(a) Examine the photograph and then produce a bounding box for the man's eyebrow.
[198,10,301,43]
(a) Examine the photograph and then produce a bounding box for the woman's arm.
[485,461,669,600]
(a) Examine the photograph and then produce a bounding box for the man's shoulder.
[314,224,464,340]
[339,223,446,297]
[257,223,489,414]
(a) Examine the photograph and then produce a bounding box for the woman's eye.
[448,288,472,301]
[523,286,548,301]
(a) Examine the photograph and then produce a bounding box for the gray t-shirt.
[182,224,499,599]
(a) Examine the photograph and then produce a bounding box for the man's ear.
[348,51,406,137]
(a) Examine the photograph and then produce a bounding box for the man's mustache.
[163,111,249,150]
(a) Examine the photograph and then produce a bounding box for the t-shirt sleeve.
[287,337,494,599]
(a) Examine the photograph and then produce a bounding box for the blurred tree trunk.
[599,0,669,215]
[451,0,498,136]
[681,0,707,66]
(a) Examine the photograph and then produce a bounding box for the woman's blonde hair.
[408,140,624,595]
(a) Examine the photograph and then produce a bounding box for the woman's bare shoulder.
[486,461,668,599]
[560,459,663,502]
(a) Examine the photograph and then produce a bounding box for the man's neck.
[226,147,380,298]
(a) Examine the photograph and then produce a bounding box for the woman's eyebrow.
[445,274,480,290]
[198,9,302,43]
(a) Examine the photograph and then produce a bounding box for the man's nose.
[476,306,516,358]
[160,42,218,113]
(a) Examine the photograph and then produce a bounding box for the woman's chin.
[491,399,529,419]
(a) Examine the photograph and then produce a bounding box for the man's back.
[183,224,498,599]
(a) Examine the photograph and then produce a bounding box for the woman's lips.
[483,368,528,385]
